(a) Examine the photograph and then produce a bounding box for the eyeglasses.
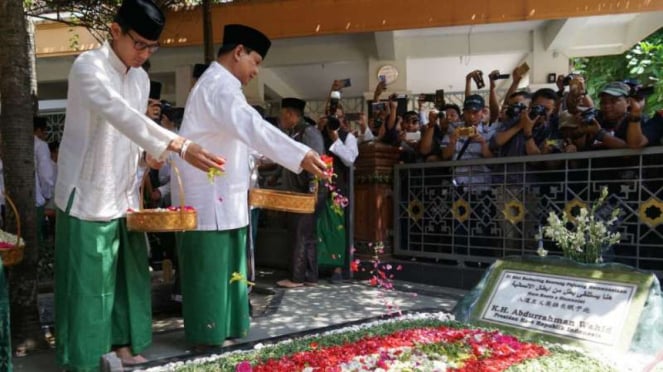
[126,32,160,53]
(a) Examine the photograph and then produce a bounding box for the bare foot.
[114,346,148,365]
[276,279,304,288]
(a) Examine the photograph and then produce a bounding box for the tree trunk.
[0,0,46,354]
[202,0,214,63]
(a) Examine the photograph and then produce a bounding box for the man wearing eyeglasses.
[53,0,225,370]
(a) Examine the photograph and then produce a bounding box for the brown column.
[353,142,400,259]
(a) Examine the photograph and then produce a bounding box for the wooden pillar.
[353,142,400,259]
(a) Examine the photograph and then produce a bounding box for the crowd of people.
[362,67,662,174]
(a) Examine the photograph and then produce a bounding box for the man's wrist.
[626,114,642,123]
[168,137,186,154]
[595,128,608,142]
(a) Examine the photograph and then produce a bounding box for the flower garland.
[249,326,547,372]
[320,154,349,215]
[136,312,622,372]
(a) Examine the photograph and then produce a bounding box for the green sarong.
[55,197,152,371]
[316,199,345,267]
[177,228,249,345]
[0,257,11,371]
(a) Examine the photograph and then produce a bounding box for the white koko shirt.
[173,62,310,231]
[55,42,177,221]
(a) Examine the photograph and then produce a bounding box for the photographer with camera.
[440,95,494,183]
[465,70,490,123]
[395,110,424,163]
[586,81,648,150]
[419,103,461,162]
[556,73,595,117]
[492,88,560,157]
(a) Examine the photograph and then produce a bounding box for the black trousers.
[286,193,325,283]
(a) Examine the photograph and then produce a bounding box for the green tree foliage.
[573,28,663,113]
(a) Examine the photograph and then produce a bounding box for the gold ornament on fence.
[502,199,525,225]
[639,198,663,227]
[564,199,588,224]
[452,198,470,223]
[407,199,424,222]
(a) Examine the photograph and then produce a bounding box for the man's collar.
[210,61,241,89]
[104,41,129,75]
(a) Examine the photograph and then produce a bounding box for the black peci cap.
[222,24,272,59]
[34,116,47,131]
[115,0,165,41]
[281,98,306,113]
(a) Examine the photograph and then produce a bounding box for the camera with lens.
[562,73,580,86]
[329,90,342,115]
[579,107,597,124]
[528,104,546,120]
[629,85,655,99]
[505,102,526,119]
[326,115,341,131]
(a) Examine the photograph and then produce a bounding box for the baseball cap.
[463,94,485,111]
[600,82,630,97]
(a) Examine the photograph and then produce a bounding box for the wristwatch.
[627,115,642,123]
[595,129,608,142]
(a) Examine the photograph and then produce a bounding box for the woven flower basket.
[127,162,197,232]
[0,193,25,267]
[249,182,318,214]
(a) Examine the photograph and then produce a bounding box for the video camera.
[489,71,510,80]
[629,84,655,100]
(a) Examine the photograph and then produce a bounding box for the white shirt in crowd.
[35,135,56,207]
[328,132,359,167]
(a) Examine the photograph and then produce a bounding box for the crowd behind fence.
[394,147,663,279]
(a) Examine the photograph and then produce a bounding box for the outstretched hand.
[300,150,329,180]
[182,142,226,173]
